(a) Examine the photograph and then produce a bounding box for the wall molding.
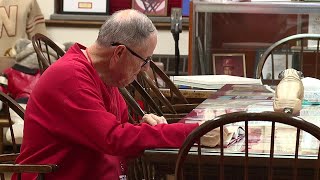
[47,14,189,30]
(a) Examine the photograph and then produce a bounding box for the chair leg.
[0,128,3,154]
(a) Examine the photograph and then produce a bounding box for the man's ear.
[113,45,125,59]
[110,45,126,66]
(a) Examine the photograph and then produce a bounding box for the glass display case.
[189,0,320,76]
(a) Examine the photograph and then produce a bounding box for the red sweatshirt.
[14,43,198,180]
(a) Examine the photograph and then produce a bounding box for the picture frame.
[132,0,168,16]
[212,53,246,77]
[255,50,298,80]
[58,0,109,15]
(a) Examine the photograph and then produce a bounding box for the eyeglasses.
[111,42,151,67]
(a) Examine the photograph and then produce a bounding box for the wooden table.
[143,84,320,180]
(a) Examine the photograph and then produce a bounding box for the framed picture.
[212,54,246,77]
[255,50,298,80]
[58,0,109,15]
[132,0,168,16]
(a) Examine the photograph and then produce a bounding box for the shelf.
[47,14,189,30]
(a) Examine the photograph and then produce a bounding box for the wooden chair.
[137,70,198,114]
[122,80,186,124]
[255,33,320,86]
[122,79,189,180]
[148,60,189,104]
[31,33,65,74]
[0,91,58,179]
[175,111,320,180]
[127,80,164,116]
[147,60,205,105]
[119,85,162,180]
[0,154,58,180]
[118,87,146,124]
[0,91,23,154]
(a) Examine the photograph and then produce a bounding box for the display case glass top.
[189,1,320,76]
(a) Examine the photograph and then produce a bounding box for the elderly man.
[14,9,199,179]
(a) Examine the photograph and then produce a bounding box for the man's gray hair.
[97,9,157,48]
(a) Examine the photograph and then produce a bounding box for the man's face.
[109,34,157,87]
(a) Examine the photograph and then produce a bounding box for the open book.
[200,125,245,148]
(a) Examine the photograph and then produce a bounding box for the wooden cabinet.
[189,1,320,77]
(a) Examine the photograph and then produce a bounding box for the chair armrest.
[0,164,58,173]
[0,153,19,163]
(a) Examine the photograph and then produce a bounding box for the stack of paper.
[170,75,262,90]
[302,77,320,104]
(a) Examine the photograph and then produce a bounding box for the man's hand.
[141,114,168,126]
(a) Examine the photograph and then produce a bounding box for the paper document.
[170,75,262,89]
